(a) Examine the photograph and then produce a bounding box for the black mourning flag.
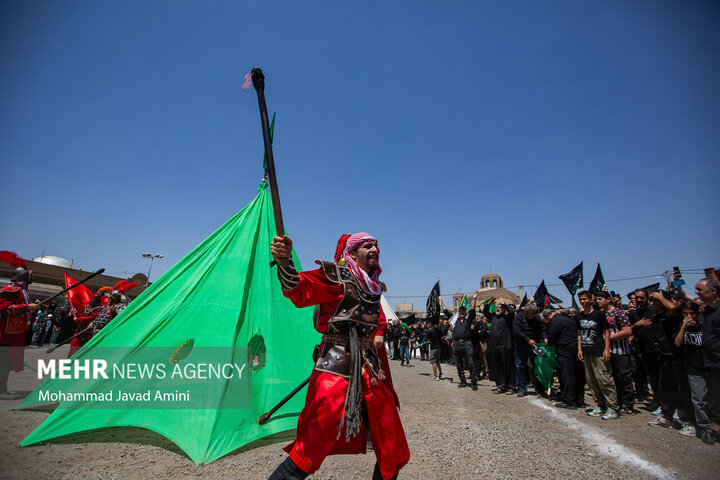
[533,280,550,307]
[559,262,583,297]
[588,264,606,293]
[547,292,564,305]
[426,281,441,325]
[518,293,528,310]
[640,282,661,294]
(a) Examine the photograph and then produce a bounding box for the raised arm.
[270,235,339,308]
[649,291,679,315]
[438,296,453,319]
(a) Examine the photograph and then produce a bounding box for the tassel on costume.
[337,325,363,441]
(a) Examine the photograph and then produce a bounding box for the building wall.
[0,260,148,302]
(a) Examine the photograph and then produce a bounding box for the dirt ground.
[1,345,718,479]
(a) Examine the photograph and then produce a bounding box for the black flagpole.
[250,68,307,424]
[37,268,106,307]
[258,375,311,425]
[251,68,287,262]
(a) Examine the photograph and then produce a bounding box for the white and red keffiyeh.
[341,232,382,295]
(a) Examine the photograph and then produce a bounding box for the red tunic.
[281,266,410,480]
[0,283,30,371]
[68,310,98,357]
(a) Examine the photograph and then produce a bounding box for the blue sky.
[1,1,718,307]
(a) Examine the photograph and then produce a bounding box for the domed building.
[452,273,521,310]
[32,255,75,269]
[1,253,147,302]
[476,273,520,305]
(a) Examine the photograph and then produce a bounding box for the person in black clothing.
[439,318,450,363]
[473,313,489,380]
[410,324,418,360]
[419,321,430,361]
[486,298,516,394]
[627,293,650,402]
[513,304,547,397]
[390,319,402,360]
[439,294,479,390]
[545,308,584,409]
[676,301,715,444]
[398,323,412,366]
[629,289,660,410]
[52,304,75,344]
[425,321,443,380]
[647,290,695,431]
[695,278,720,431]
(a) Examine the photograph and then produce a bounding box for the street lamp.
[142,252,164,286]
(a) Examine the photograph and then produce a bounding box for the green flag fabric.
[483,296,497,314]
[533,343,559,392]
[18,185,320,464]
[460,294,469,310]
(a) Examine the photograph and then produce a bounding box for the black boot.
[372,462,398,480]
[269,457,309,480]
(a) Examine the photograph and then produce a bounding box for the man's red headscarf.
[334,232,382,295]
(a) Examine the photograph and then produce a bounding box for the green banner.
[533,343,559,391]
[18,185,320,464]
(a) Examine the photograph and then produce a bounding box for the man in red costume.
[68,293,103,357]
[268,232,410,480]
[0,267,38,399]
[92,290,126,335]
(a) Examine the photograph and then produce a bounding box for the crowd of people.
[26,301,73,348]
[384,277,720,446]
[0,265,129,400]
[23,293,127,353]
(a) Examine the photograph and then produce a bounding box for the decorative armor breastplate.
[316,261,382,337]
[93,304,124,334]
[312,261,386,380]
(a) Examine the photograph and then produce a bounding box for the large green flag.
[17,184,320,464]
[533,343,559,392]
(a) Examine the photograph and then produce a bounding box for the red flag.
[64,273,94,317]
[113,280,139,293]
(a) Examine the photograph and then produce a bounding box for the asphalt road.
[0,346,717,479]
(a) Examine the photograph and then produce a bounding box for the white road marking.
[529,398,673,479]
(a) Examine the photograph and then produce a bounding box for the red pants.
[285,368,410,479]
